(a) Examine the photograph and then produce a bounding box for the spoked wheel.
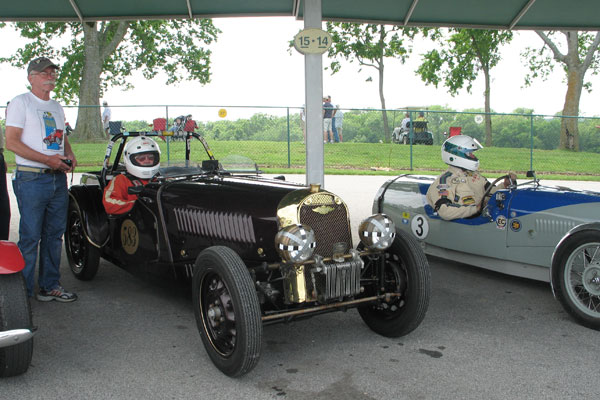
[65,200,100,281]
[0,273,33,377]
[553,231,600,330]
[358,230,430,337]
[192,246,262,377]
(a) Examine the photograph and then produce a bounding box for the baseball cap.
[27,57,59,74]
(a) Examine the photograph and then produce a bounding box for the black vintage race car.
[65,131,430,376]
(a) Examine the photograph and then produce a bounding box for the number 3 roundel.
[411,214,429,239]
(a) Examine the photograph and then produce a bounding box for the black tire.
[0,273,33,377]
[192,246,262,377]
[65,200,100,281]
[552,231,600,330]
[358,230,431,337]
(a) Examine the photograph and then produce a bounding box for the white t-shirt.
[6,92,66,168]
[102,107,111,128]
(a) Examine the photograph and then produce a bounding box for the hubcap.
[582,264,600,297]
[200,274,236,356]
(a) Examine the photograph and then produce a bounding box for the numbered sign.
[410,214,429,240]
[218,108,227,118]
[293,28,332,55]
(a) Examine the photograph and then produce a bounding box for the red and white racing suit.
[102,174,148,215]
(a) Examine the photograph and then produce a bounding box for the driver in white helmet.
[103,136,161,215]
[426,135,516,220]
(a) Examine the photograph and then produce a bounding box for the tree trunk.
[483,65,493,146]
[378,56,390,143]
[560,68,584,150]
[74,23,104,140]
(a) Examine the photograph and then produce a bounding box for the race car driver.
[103,136,161,215]
[426,134,516,220]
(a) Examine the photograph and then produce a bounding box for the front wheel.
[358,230,431,337]
[0,273,33,377]
[192,246,262,377]
[553,231,600,330]
[65,200,100,281]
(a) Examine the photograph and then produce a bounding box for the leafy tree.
[417,29,513,146]
[325,23,416,142]
[523,31,600,151]
[1,20,219,139]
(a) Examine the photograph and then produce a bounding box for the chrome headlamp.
[359,214,396,250]
[275,224,316,263]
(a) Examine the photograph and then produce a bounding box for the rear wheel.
[553,231,600,330]
[0,273,33,377]
[192,246,262,377]
[65,200,100,280]
[358,230,430,337]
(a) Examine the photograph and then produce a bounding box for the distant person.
[102,101,111,137]
[426,135,516,220]
[5,56,78,301]
[184,114,197,132]
[103,137,161,215]
[414,111,427,133]
[333,105,344,142]
[400,112,411,131]
[0,107,9,240]
[323,96,335,143]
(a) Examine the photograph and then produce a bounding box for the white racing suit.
[426,165,503,220]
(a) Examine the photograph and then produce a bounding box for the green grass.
[4,140,600,181]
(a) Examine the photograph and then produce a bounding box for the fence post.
[530,113,534,171]
[165,105,171,164]
[287,108,291,168]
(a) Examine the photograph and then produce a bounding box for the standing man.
[323,96,335,143]
[0,106,9,240]
[102,100,111,138]
[5,57,78,302]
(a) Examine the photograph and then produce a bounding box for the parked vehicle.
[392,120,433,145]
[374,171,600,330]
[0,241,34,377]
[65,131,431,376]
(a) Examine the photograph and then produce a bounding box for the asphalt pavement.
[2,173,600,399]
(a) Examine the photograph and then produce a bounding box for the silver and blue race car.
[374,171,600,330]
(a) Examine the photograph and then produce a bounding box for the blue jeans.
[332,119,340,142]
[12,171,68,296]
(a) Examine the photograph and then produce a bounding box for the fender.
[68,186,109,248]
[0,241,25,274]
[550,222,600,296]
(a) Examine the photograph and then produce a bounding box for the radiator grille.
[307,259,363,303]
[298,193,352,258]
[173,208,256,243]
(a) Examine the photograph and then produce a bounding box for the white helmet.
[441,135,483,171]
[123,136,161,179]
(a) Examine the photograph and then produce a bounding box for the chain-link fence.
[2,105,599,177]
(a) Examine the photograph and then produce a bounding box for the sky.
[1,17,598,125]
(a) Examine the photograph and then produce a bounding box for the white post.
[303,0,325,187]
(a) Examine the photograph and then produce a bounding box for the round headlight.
[359,214,396,250]
[275,224,316,263]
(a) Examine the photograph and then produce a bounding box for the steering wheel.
[479,174,511,211]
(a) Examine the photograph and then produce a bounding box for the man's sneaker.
[36,286,78,303]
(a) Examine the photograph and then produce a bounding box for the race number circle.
[218,108,227,118]
[121,219,139,255]
[411,214,429,239]
[474,115,484,124]
[293,28,332,55]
